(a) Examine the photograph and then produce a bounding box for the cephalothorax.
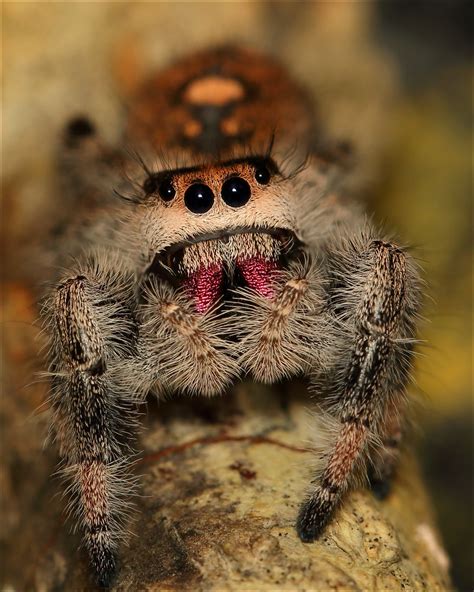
[43,47,421,586]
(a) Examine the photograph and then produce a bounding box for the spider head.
[141,155,301,312]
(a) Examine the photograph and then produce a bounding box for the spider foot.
[90,544,117,589]
[296,490,333,543]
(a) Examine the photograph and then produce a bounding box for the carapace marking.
[183,75,245,106]
[127,46,315,158]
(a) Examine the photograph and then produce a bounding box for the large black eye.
[254,164,271,185]
[184,183,214,213]
[221,176,251,208]
[158,178,176,201]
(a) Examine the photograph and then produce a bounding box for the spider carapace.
[44,46,421,586]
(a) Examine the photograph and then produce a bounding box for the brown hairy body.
[42,47,422,587]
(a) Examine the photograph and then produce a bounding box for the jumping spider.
[43,47,422,586]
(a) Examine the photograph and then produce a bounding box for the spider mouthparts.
[237,256,278,299]
[183,254,279,313]
[151,229,298,313]
[183,262,224,314]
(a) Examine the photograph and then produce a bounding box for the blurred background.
[1,2,471,590]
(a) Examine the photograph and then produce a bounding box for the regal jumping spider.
[43,47,421,586]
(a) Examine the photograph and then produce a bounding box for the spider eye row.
[143,164,271,213]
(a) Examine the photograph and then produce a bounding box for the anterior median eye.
[221,176,251,208]
[184,183,214,213]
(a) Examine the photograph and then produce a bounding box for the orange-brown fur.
[127,46,315,159]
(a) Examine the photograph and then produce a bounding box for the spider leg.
[140,278,240,396]
[58,115,128,208]
[297,234,421,542]
[48,263,144,587]
[230,257,330,384]
[368,397,405,499]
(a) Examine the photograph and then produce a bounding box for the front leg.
[297,231,421,542]
[140,278,240,396]
[46,256,149,586]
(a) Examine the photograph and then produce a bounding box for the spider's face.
[140,156,300,312]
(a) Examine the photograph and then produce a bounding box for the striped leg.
[298,237,420,541]
[50,269,139,586]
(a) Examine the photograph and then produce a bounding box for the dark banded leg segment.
[51,274,138,587]
[297,239,419,542]
[69,371,117,587]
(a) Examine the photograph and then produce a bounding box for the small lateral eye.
[254,164,271,185]
[143,175,176,202]
[66,116,95,139]
[158,178,176,201]
[143,175,159,195]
